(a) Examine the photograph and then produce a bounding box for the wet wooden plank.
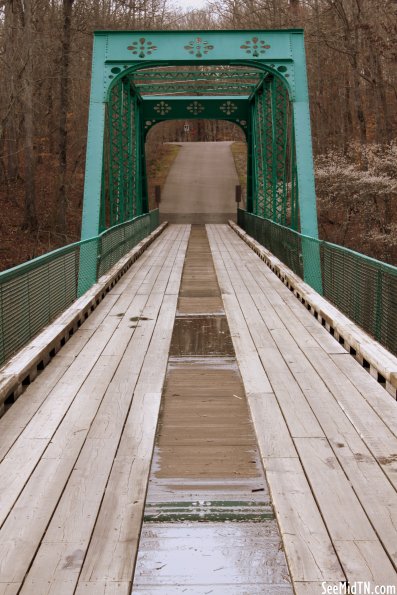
[210,230,397,584]
[213,225,397,578]
[133,524,292,590]
[265,457,344,582]
[0,226,188,590]
[18,230,188,594]
[77,293,181,585]
[207,225,344,584]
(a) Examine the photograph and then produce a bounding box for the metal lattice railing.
[0,211,160,367]
[238,209,303,277]
[98,212,156,278]
[238,209,397,356]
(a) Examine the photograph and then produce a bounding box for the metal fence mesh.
[0,243,80,365]
[238,209,304,278]
[0,210,160,367]
[238,209,397,355]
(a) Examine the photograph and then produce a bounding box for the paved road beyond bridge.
[160,141,239,224]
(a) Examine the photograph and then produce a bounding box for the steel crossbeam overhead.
[142,96,249,136]
[137,82,256,95]
[133,68,263,80]
[79,29,322,295]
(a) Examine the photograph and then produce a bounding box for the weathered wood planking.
[207,224,397,585]
[0,228,182,532]
[229,220,397,398]
[207,225,345,584]
[0,225,189,594]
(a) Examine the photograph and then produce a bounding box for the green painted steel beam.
[142,96,249,133]
[79,28,322,296]
[99,29,298,65]
[136,82,256,95]
[133,69,263,80]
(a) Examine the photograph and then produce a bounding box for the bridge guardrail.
[237,209,397,357]
[0,210,160,367]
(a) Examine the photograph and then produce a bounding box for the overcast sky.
[175,0,209,10]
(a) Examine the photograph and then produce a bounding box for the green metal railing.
[0,210,160,367]
[238,209,397,356]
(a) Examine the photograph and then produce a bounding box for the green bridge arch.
[79,29,322,294]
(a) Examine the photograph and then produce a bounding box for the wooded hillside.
[0,0,396,269]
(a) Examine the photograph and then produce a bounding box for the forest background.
[0,0,396,271]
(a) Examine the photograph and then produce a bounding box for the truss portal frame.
[80,30,321,293]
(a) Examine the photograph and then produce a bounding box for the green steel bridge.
[0,30,397,594]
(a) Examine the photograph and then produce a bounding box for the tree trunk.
[56,0,74,233]
[22,0,38,231]
[2,1,20,183]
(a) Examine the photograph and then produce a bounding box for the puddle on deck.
[132,226,292,593]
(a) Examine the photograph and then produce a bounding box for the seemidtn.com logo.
[322,582,396,595]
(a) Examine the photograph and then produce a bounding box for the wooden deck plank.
[215,224,397,569]
[209,226,324,440]
[0,586,20,595]
[17,227,188,595]
[0,355,74,462]
[295,437,396,577]
[208,224,397,584]
[80,305,182,584]
[106,225,179,312]
[0,286,124,463]
[247,392,298,459]
[0,295,173,582]
[333,540,397,584]
[265,457,344,583]
[217,224,397,454]
[0,226,188,591]
[331,353,397,438]
[0,317,120,529]
[207,225,344,584]
[297,345,397,489]
[0,225,178,461]
[76,583,131,595]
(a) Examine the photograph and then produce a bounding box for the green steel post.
[291,32,323,294]
[270,78,278,222]
[121,77,131,223]
[252,97,259,215]
[134,97,142,215]
[78,34,107,296]
[246,108,254,213]
[140,102,149,214]
[263,79,273,220]
[290,112,298,230]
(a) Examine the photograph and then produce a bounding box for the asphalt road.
[160,141,239,223]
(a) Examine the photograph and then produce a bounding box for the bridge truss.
[80,29,321,293]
